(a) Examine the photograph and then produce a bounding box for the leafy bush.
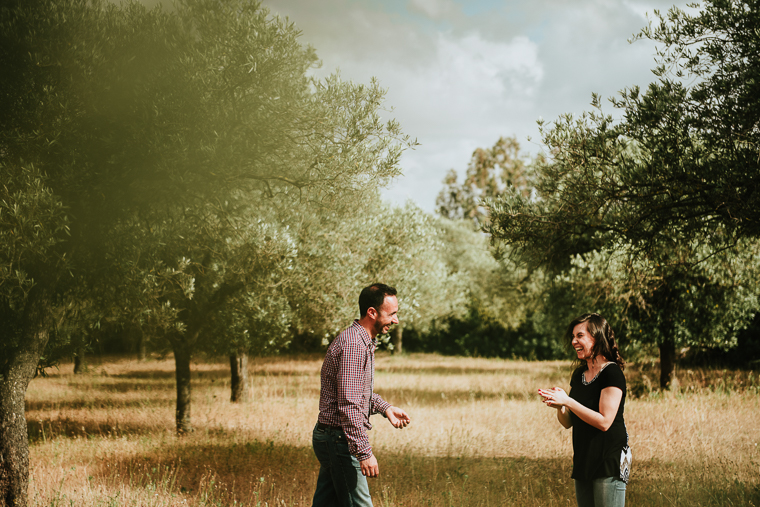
[404,300,565,360]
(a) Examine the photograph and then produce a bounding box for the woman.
[538,313,630,507]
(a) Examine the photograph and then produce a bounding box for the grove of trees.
[2,0,759,505]
[485,0,760,387]
[0,0,423,504]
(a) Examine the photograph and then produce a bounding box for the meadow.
[25,353,760,506]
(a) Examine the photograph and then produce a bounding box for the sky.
[254,0,695,212]
[134,0,694,212]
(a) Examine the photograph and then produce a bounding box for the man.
[311,283,411,507]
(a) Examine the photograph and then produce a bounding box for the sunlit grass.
[25,353,760,506]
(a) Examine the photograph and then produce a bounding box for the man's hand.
[385,406,411,428]
[360,455,379,478]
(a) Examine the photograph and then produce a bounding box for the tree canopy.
[0,0,415,503]
[488,0,760,266]
[485,0,760,386]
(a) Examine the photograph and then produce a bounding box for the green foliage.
[683,313,760,367]
[622,0,760,238]
[415,135,570,359]
[363,204,468,333]
[0,162,70,365]
[0,0,416,358]
[553,239,760,352]
[287,200,467,349]
[395,210,564,359]
[434,217,537,331]
[0,0,422,500]
[106,201,298,357]
[485,0,760,368]
[0,164,69,289]
[488,0,760,264]
[403,299,565,360]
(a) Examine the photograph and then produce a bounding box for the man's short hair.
[359,283,397,317]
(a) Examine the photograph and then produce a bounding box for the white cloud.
[622,0,669,21]
[352,32,544,211]
[400,32,542,145]
[436,33,542,96]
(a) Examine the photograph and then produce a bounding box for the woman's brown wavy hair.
[565,313,625,370]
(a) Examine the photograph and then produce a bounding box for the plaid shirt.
[317,320,391,461]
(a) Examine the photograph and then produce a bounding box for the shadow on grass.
[113,368,319,380]
[110,359,567,380]
[26,396,173,412]
[27,384,532,417]
[51,369,544,409]
[379,454,760,507]
[377,364,567,376]
[75,356,570,383]
[627,458,760,507]
[113,370,214,380]
[375,387,538,405]
[90,439,319,506]
[89,440,580,506]
[27,414,174,442]
[36,427,760,507]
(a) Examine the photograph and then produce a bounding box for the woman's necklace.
[583,359,614,385]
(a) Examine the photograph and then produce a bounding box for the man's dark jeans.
[311,424,373,507]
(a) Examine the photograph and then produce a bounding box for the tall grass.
[25,354,760,506]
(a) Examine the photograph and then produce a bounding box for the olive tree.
[286,200,467,353]
[486,0,760,387]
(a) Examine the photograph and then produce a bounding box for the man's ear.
[366,307,378,319]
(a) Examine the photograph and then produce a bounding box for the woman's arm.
[548,386,623,432]
[556,405,572,429]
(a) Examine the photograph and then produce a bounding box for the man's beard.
[373,320,387,336]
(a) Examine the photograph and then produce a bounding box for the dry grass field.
[24,353,760,506]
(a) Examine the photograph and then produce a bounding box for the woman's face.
[571,321,596,362]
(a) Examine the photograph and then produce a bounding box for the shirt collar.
[351,319,375,348]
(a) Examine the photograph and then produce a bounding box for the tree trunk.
[135,326,147,361]
[0,286,53,507]
[229,352,248,403]
[390,326,403,355]
[0,379,30,507]
[172,343,193,435]
[659,340,676,389]
[73,344,87,374]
